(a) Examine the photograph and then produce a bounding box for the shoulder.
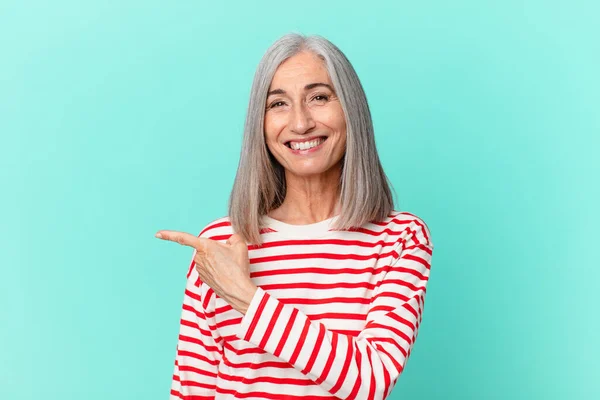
[386,210,434,248]
[196,215,235,243]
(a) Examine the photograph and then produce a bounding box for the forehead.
[269,51,331,87]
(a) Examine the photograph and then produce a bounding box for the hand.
[155,230,258,314]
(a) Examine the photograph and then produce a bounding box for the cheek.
[264,114,285,141]
[322,105,346,132]
[263,116,276,143]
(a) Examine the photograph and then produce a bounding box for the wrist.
[229,283,258,315]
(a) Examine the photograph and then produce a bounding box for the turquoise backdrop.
[1,0,598,399]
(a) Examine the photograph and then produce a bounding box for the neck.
[271,164,342,224]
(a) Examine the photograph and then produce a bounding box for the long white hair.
[228,33,396,246]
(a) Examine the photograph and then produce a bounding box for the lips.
[284,136,328,148]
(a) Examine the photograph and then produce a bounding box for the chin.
[289,164,334,176]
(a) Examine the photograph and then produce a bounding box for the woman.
[156,33,434,400]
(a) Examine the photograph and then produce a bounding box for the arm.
[235,219,434,399]
[170,248,223,400]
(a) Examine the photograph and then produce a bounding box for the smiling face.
[264,51,347,178]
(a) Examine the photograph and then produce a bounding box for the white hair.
[228,32,396,246]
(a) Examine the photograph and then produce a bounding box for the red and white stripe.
[170,211,433,400]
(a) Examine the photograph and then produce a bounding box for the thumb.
[226,233,245,248]
[227,233,248,260]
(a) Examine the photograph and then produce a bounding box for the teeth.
[289,137,325,150]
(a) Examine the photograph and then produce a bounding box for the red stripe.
[301,322,326,375]
[403,253,431,269]
[348,342,362,398]
[375,278,425,293]
[244,291,270,342]
[260,301,284,349]
[402,297,420,319]
[370,291,410,305]
[260,280,379,291]
[202,288,212,310]
[186,259,195,279]
[315,331,338,385]
[177,350,218,368]
[177,358,219,375]
[367,322,412,345]
[178,334,221,354]
[274,308,298,357]
[184,289,201,302]
[388,311,417,333]
[404,243,433,255]
[366,345,376,400]
[215,387,339,399]
[269,296,372,306]
[250,237,399,252]
[368,336,407,358]
[251,249,398,264]
[252,264,398,278]
[373,341,404,373]
[178,379,216,389]
[382,356,391,396]
[289,318,311,365]
[330,336,353,394]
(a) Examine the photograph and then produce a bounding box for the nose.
[289,102,316,134]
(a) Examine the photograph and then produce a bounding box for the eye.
[268,100,286,109]
[312,94,330,103]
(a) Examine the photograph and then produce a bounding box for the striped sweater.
[170,210,434,400]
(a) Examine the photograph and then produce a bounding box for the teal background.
[1,0,598,399]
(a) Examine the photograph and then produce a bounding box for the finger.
[155,230,202,249]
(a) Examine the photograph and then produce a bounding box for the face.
[264,51,347,178]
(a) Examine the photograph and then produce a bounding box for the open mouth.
[285,136,328,151]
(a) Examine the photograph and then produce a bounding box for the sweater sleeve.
[170,247,223,400]
[235,218,434,399]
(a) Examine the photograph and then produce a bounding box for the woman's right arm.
[170,247,223,399]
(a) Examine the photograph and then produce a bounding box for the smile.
[285,136,328,153]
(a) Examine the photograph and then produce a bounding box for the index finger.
[155,230,206,252]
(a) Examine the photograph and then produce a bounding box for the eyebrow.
[267,82,334,97]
